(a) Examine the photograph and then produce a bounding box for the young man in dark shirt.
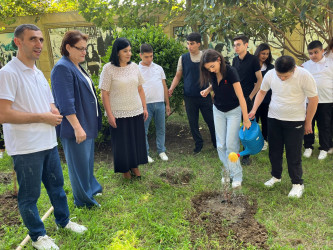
[169,33,216,154]
[232,35,263,165]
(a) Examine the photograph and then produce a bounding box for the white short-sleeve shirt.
[0,57,57,156]
[139,62,166,104]
[261,66,318,121]
[302,57,333,103]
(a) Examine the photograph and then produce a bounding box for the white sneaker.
[303,148,312,158]
[159,152,168,161]
[32,235,59,250]
[147,156,154,163]
[328,147,333,154]
[318,150,327,160]
[0,152,3,159]
[232,181,242,188]
[288,184,304,198]
[264,176,281,187]
[221,177,230,184]
[64,221,87,234]
[262,140,268,151]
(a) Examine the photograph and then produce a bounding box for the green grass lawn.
[0,115,332,249]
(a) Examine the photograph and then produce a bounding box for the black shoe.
[193,146,203,155]
[241,156,252,165]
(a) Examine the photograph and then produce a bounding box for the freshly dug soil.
[0,191,20,237]
[189,191,268,249]
[160,167,194,185]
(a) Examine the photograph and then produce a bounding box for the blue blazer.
[51,56,102,139]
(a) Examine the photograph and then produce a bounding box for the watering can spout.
[239,148,251,157]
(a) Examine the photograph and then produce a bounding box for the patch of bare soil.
[0,172,12,185]
[164,122,194,154]
[159,167,194,185]
[189,191,268,249]
[59,121,202,164]
[0,192,20,237]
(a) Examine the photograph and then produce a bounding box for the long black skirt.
[110,114,148,173]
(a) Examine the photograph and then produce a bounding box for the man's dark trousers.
[184,95,216,150]
[268,118,304,184]
[304,103,333,151]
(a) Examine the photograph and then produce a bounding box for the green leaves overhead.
[183,0,332,60]
[0,0,78,25]
[77,0,185,30]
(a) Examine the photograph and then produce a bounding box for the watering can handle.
[243,117,256,139]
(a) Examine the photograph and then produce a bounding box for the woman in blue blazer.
[51,30,102,208]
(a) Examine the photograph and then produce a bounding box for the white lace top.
[99,62,144,118]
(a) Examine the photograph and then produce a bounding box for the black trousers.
[268,118,304,184]
[330,103,333,148]
[256,103,269,141]
[303,103,333,151]
[184,95,216,149]
[0,125,4,150]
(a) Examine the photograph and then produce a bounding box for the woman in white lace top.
[99,38,148,179]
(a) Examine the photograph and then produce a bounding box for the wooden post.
[16,206,54,250]
[13,170,17,197]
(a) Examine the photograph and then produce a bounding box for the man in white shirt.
[0,24,87,250]
[249,56,318,198]
[302,40,333,160]
[139,44,170,163]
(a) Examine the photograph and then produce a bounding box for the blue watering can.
[238,118,264,157]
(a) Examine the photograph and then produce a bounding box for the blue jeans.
[12,146,70,242]
[61,138,102,208]
[213,105,243,182]
[144,102,166,154]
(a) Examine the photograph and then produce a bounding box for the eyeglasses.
[72,46,88,52]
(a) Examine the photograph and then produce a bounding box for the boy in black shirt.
[232,35,263,165]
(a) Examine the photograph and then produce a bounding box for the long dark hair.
[109,37,131,67]
[200,49,227,88]
[254,43,272,65]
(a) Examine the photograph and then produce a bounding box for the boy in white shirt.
[139,44,171,163]
[249,55,318,198]
[302,40,333,160]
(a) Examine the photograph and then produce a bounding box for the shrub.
[94,25,187,143]
[102,24,186,115]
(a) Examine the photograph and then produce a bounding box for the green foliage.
[93,25,186,143]
[91,74,110,145]
[0,0,78,27]
[188,0,333,61]
[77,0,332,61]
[103,25,186,114]
[77,0,184,30]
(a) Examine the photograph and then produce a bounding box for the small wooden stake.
[16,206,54,250]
